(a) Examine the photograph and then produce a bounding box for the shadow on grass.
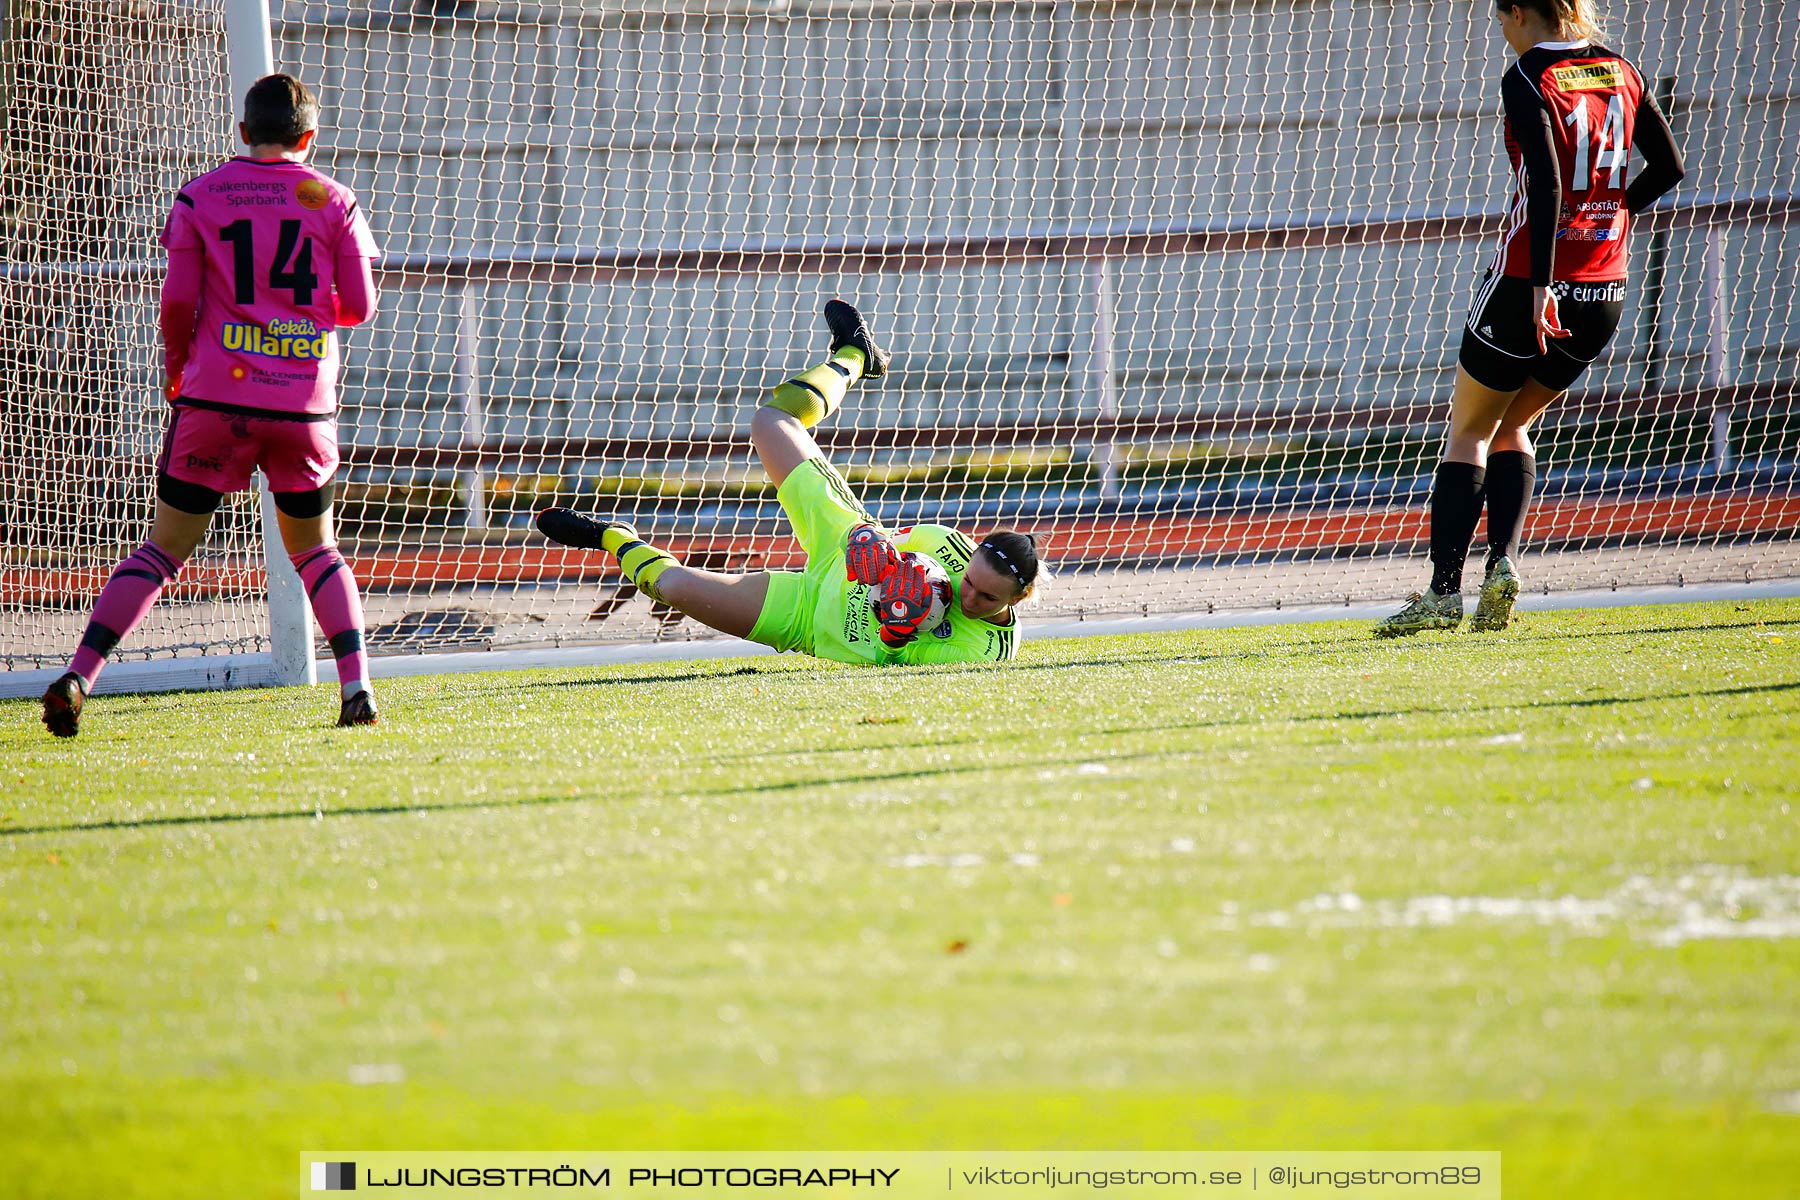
[1097,677,1800,739]
[521,664,773,689]
[1518,616,1800,641]
[515,650,1196,690]
[0,743,1152,839]
[10,679,1795,841]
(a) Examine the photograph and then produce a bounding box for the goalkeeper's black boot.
[823,298,890,380]
[537,508,676,601]
[338,689,380,728]
[41,671,87,738]
[536,507,636,552]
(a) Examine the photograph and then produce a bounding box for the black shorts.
[1458,274,1626,393]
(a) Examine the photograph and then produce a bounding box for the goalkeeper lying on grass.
[536,301,1038,664]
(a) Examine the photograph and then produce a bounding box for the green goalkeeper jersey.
[746,459,1020,666]
[811,524,1020,666]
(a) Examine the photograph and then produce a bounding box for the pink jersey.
[161,158,379,415]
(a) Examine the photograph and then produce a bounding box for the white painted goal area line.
[3,579,1796,700]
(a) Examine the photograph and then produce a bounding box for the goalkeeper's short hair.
[243,73,319,147]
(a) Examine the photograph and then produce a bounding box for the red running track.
[8,493,1797,606]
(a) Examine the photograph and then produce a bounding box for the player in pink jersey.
[1375,0,1683,637]
[42,74,383,737]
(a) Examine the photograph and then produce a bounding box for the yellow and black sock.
[767,346,867,428]
[602,525,679,602]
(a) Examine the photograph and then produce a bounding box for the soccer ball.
[895,550,953,631]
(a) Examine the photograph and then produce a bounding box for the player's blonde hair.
[1555,0,1606,41]
[1504,0,1607,43]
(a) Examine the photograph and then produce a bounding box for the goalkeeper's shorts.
[747,570,814,655]
[746,456,874,656]
[157,399,340,495]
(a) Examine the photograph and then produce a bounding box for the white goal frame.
[1,0,1796,700]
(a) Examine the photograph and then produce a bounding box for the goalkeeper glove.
[876,556,934,648]
[845,522,899,586]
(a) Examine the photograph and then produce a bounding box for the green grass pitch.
[4,599,1798,1198]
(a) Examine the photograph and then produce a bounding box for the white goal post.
[228,0,319,690]
[2,0,1797,697]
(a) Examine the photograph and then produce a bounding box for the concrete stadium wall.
[270,0,1799,458]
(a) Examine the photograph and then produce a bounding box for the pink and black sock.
[69,541,186,690]
[290,544,372,701]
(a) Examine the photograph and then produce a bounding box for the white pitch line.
[1020,577,1800,638]
[3,579,1797,698]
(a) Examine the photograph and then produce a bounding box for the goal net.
[1,0,274,680]
[3,0,1796,679]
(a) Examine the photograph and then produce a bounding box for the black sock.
[1483,451,1537,567]
[1428,461,1486,595]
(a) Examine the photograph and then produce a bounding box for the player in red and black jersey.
[1376,0,1683,637]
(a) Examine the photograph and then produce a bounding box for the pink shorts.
[157,403,340,495]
